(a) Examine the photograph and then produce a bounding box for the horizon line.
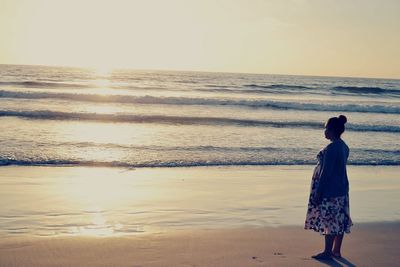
[1,62,399,81]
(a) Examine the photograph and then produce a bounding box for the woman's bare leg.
[332,234,344,257]
[312,235,334,259]
[324,234,335,255]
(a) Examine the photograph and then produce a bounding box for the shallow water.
[0,166,399,238]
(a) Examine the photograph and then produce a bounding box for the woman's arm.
[316,143,337,199]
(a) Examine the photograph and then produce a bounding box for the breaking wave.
[1,157,399,168]
[245,84,311,90]
[332,86,400,95]
[1,109,400,133]
[0,81,91,89]
[1,90,399,114]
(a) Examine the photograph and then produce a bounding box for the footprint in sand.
[251,256,264,263]
[273,252,286,258]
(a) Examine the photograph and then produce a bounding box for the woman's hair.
[326,115,347,137]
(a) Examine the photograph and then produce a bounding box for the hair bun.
[338,115,347,124]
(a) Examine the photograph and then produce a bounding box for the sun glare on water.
[57,168,154,237]
[69,208,115,237]
[91,66,114,93]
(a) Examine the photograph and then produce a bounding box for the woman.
[305,115,352,260]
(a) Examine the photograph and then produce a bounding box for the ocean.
[1,64,399,167]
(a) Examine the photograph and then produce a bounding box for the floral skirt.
[305,176,352,235]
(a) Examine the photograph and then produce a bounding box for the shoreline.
[1,163,400,171]
[1,162,400,169]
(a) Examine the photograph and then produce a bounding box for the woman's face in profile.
[324,126,335,140]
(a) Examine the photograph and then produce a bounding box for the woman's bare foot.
[311,252,332,260]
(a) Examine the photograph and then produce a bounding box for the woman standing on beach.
[305,115,352,260]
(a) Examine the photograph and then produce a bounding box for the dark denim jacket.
[316,139,349,198]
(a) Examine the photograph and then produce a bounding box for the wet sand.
[1,222,399,266]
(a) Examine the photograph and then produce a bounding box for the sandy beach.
[1,222,399,266]
[0,166,399,266]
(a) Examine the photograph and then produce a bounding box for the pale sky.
[1,0,399,78]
